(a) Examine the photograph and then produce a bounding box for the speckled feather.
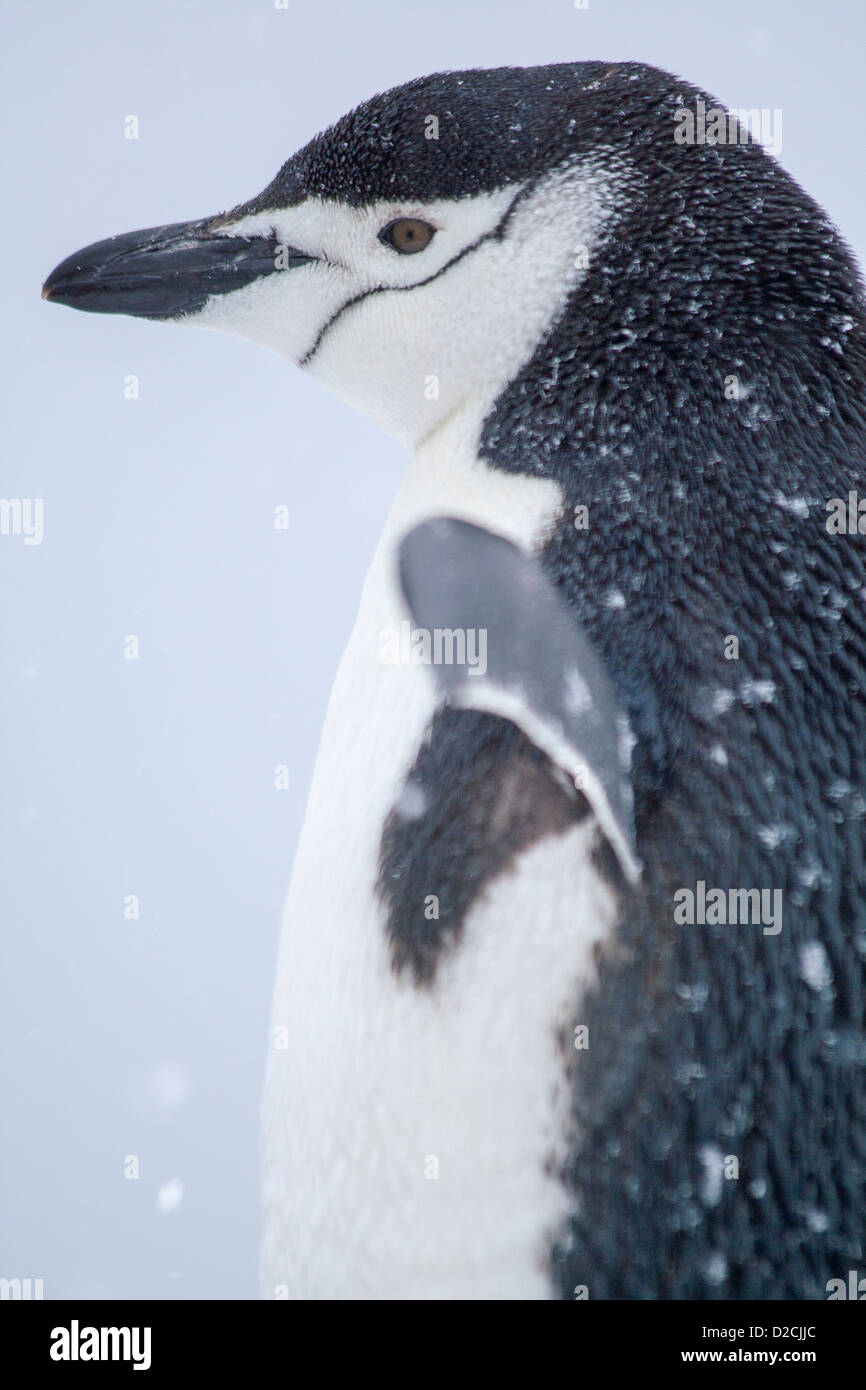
[248,62,624,210]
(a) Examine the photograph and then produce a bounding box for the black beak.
[42,219,316,319]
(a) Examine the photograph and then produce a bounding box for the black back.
[476,67,866,1300]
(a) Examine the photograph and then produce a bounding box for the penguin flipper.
[397,517,640,883]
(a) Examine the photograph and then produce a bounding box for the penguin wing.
[398,517,640,883]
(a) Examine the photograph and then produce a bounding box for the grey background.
[2,0,864,1299]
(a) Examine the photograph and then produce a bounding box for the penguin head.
[42,63,642,445]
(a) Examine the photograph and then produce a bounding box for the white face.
[191,160,623,447]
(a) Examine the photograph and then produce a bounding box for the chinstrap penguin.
[44,61,866,1300]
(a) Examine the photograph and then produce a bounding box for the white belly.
[261,411,617,1299]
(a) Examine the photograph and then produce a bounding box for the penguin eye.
[379,218,435,254]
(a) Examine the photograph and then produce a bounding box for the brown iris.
[379,218,436,254]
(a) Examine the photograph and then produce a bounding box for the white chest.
[261,412,617,1299]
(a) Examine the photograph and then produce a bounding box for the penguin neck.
[384,396,565,560]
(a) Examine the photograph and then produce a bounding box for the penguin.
[43,61,866,1301]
